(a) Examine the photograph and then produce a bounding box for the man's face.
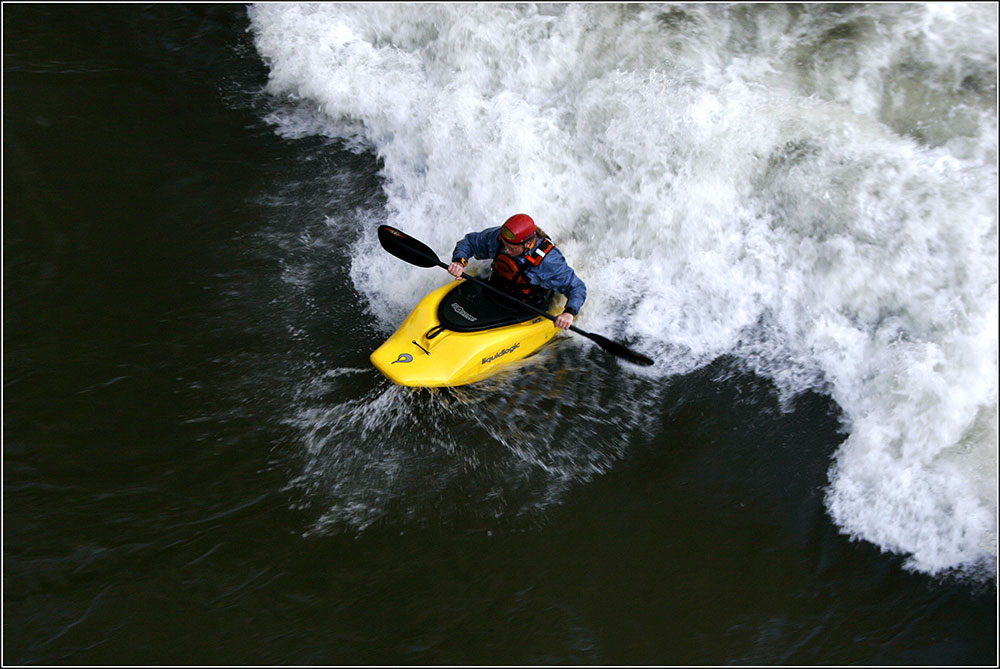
[501,238,527,257]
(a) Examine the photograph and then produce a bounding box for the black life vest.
[488,237,555,305]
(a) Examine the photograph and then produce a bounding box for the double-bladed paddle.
[377,224,654,367]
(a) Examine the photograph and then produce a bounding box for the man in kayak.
[447,214,587,330]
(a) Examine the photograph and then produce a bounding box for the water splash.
[249,3,997,578]
[283,355,662,536]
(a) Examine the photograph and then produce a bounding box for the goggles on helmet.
[499,214,537,244]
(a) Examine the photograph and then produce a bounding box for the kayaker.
[447,214,586,330]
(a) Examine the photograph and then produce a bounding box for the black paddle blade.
[377,225,442,268]
[580,330,655,367]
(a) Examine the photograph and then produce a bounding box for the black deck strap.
[424,325,447,340]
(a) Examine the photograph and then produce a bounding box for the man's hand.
[447,262,466,279]
[555,312,574,330]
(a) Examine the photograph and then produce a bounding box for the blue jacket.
[451,226,587,315]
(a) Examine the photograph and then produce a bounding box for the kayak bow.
[370,279,565,387]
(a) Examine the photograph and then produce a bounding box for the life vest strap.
[522,238,554,267]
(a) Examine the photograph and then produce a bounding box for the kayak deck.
[370,280,565,387]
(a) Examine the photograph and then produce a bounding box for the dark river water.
[4,4,996,666]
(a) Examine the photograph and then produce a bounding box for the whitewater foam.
[249,3,997,578]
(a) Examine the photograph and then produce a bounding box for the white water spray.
[249,3,997,578]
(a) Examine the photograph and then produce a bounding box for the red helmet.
[499,214,536,244]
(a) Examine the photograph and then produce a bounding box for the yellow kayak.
[370,279,566,387]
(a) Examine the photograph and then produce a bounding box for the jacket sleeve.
[452,226,502,264]
[530,248,588,315]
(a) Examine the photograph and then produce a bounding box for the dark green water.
[3,4,996,666]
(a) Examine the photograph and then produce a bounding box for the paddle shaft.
[376,224,654,366]
[438,259,567,324]
[441,262,652,366]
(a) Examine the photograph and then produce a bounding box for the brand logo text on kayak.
[451,303,477,321]
[482,342,520,365]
